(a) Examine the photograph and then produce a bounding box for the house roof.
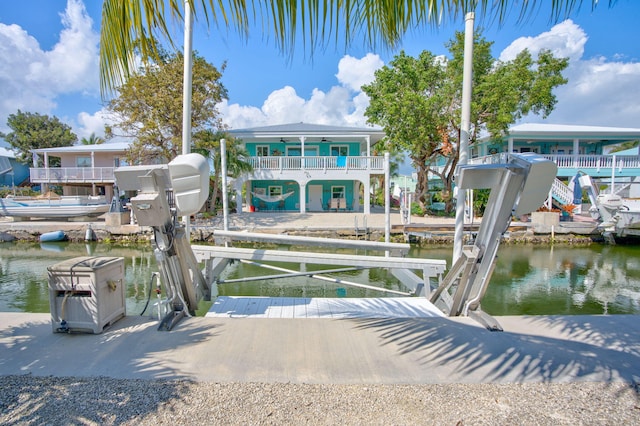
[229,122,385,143]
[31,141,131,154]
[506,123,640,142]
[0,147,16,158]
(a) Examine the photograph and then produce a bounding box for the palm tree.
[193,129,253,212]
[80,132,105,145]
[99,1,615,95]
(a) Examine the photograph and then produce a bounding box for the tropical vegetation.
[104,49,227,163]
[363,31,568,213]
[99,1,615,95]
[1,110,77,166]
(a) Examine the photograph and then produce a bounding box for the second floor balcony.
[471,153,640,178]
[30,167,116,184]
[248,155,385,173]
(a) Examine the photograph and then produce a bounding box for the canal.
[0,242,638,316]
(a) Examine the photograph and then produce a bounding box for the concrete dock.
[1,310,638,384]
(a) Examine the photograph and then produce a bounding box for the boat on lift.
[575,174,640,243]
[590,193,640,242]
[0,193,109,219]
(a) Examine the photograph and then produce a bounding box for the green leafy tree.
[105,49,227,163]
[609,140,639,153]
[1,110,77,165]
[362,31,569,212]
[81,132,105,145]
[98,1,613,95]
[193,130,253,212]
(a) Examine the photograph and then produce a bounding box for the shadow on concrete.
[351,315,640,384]
[0,315,220,381]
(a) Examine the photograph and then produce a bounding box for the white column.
[299,182,307,213]
[573,138,580,168]
[384,152,390,244]
[364,180,371,214]
[245,180,252,212]
[508,137,514,153]
[181,0,194,236]
[453,12,475,264]
[221,138,229,231]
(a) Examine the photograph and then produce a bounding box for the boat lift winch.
[114,153,213,330]
[430,153,557,330]
[115,152,555,331]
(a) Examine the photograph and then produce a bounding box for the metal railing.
[29,167,116,183]
[471,153,640,172]
[551,178,574,205]
[248,156,385,172]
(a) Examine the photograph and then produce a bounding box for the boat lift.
[115,152,555,331]
[430,153,556,330]
[114,154,212,330]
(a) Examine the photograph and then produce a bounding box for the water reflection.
[411,244,640,315]
[0,242,157,315]
[0,242,639,316]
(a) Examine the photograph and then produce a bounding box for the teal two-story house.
[474,123,640,206]
[229,123,385,214]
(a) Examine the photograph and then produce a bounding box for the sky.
[1,0,640,142]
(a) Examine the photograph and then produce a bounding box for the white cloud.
[222,54,384,129]
[0,0,99,133]
[336,53,384,92]
[499,20,587,63]
[500,19,640,127]
[77,109,109,139]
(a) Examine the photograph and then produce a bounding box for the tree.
[609,140,639,153]
[81,132,105,145]
[192,130,253,212]
[1,110,77,165]
[98,1,614,95]
[362,31,569,213]
[105,50,227,163]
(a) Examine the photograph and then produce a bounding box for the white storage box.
[48,256,125,334]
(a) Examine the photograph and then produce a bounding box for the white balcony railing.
[248,156,385,172]
[470,154,640,172]
[30,167,116,183]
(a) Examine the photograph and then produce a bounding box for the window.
[286,146,302,156]
[76,156,91,167]
[520,147,539,154]
[304,147,319,156]
[330,146,349,156]
[331,186,345,199]
[114,157,129,167]
[256,145,269,156]
[268,186,283,197]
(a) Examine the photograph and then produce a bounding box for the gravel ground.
[1,376,639,425]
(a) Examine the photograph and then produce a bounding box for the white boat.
[577,174,640,242]
[590,193,640,242]
[0,194,109,218]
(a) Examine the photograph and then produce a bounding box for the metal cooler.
[48,256,125,334]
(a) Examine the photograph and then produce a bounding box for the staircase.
[551,178,574,207]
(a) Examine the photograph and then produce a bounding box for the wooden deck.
[206,296,445,318]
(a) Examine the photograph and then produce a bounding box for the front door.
[308,185,323,211]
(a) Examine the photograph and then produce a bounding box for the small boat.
[0,194,109,219]
[39,230,67,242]
[591,193,640,243]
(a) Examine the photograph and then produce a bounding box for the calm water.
[1,242,639,316]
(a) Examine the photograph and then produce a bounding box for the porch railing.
[30,167,116,183]
[248,156,385,172]
[471,153,640,172]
